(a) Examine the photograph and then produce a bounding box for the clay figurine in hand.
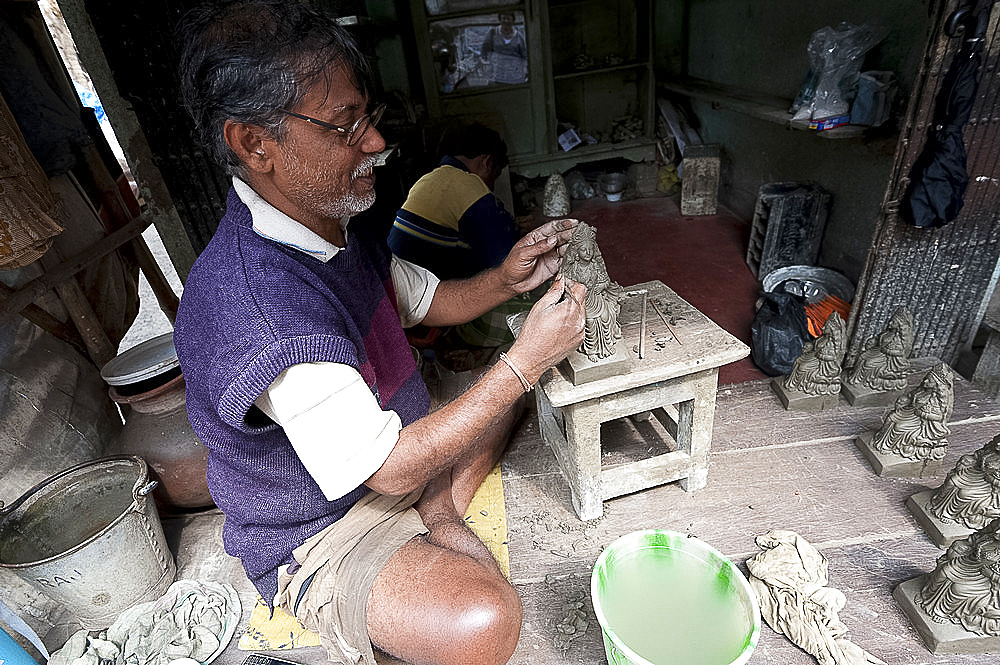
[783,311,847,396]
[870,363,954,462]
[558,222,624,361]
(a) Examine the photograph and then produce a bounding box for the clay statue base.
[854,431,942,478]
[771,377,839,411]
[894,577,1000,655]
[906,490,974,550]
[840,379,903,408]
[562,340,632,385]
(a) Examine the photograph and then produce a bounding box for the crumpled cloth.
[746,530,885,665]
[49,580,241,665]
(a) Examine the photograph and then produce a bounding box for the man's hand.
[501,218,578,294]
[420,218,579,329]
[505,275,587,384]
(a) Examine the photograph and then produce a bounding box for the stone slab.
[771,377,840,411]
[854,431,943,479]
[840,378,904,407]
[680,144,720,215]
[906,490,974,550]
[561,339,632,384]
[894,577,1000,655]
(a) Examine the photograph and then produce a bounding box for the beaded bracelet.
[498,352,532,393]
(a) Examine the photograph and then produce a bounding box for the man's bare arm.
[420,218,578,327]
[366,276,586,496]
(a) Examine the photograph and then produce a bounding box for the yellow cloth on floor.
[238,464,509,651]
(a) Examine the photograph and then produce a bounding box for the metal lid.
[100,332,180,386]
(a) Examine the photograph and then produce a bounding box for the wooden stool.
[523,280,749,520]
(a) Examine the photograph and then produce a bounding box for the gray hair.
[177,0,374,176]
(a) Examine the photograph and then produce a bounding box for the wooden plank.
[601,449,691,499]
[40,250,118,367]
[712,361,1000,454]
[502,359,1000,664]
[538,281,748,407]
[0,212,152,326]
[659,76,794,127]
[503,417,1000,581]
[0,282,87,355]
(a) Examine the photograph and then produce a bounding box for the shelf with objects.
[517,0,656,177]
[658,75,898,140]
[409,0,657,178]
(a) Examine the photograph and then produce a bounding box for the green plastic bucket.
[591,530,760,665]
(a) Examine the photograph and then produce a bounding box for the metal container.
[108,374,213,510]
[102,332,213,511]
[762,265,855,304]
[0,456,176,629]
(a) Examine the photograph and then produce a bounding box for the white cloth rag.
[48,580,241,665]
[746,530,885,665]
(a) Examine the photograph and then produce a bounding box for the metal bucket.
[0,456,176,629]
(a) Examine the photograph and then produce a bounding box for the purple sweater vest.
[174,189,430,602]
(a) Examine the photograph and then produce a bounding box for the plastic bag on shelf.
[851,71,897,127]
[791,23,882,122]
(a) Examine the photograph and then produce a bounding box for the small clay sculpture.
[542,173,571,216]
[916,519,1000,637]
[747,530,885,665]
[783,312,847,396]
[927,433,1000,531]
[845,307,914,392]
[558,222,624,361]
[870,363,954,462]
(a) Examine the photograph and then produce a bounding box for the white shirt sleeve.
[253,362,401,501]
[391,256,439,328]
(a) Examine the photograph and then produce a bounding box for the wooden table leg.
[562,403,604,520]
[679,369,719,491]
[535,388,604,520]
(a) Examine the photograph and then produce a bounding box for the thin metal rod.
[651,299,683,345]
[638,292,647,359]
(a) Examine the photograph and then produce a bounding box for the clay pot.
[108,373,213,511]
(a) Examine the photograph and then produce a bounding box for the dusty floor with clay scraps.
[9,358,1000,665]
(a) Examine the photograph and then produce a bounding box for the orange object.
[805,295,851,337]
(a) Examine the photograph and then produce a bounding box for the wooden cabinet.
[409,0,656,176]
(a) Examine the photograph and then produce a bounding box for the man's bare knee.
[442,577,522,665]
[368,539,522,665]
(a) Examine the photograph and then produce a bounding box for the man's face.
[270,64,385,226]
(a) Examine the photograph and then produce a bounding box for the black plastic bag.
[751,292,811,376]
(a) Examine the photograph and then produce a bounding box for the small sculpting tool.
[650,299,682,345]
[638,291,647,359]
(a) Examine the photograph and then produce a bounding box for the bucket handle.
[0,455,155,518]
[130,456,158,507]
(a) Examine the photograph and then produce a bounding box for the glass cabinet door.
[428,10,528,93]
[424,0,519,16]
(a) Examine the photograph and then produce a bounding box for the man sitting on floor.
[172,2,585,665]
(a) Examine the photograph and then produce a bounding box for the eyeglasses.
[278,103,386,146]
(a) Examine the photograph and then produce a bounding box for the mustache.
[352,156,379,178]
